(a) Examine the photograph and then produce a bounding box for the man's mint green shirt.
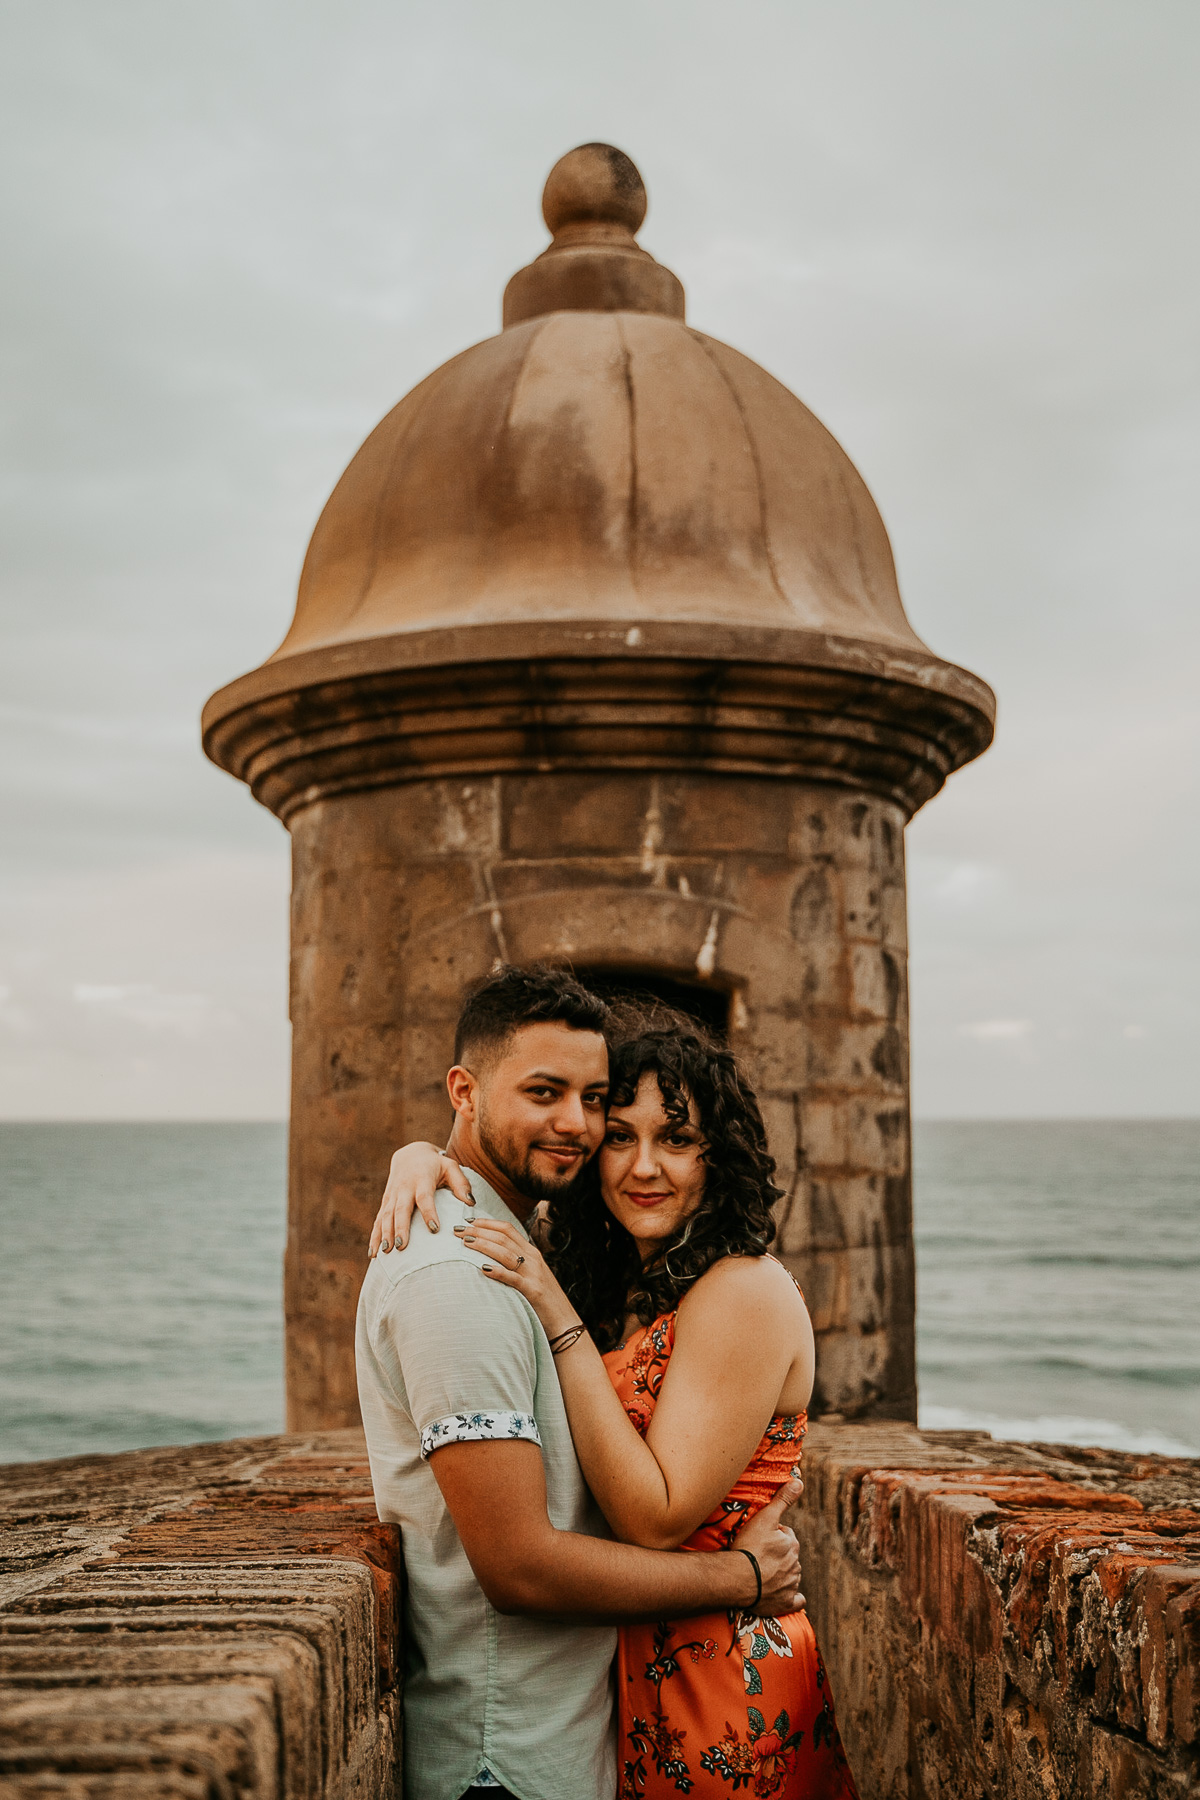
[355,1170,616,1800]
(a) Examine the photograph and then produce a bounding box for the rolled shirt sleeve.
[355,1176,617,1800]
[380,1260,544,1461]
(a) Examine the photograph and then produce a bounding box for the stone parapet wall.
[5,1424,1197,1797]
[0,1431,400,1799]
[796,1421,1200,1798]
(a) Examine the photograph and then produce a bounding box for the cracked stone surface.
[0,1431,400,1798]
[797,1421,1200,1798]
[4,1422,1197,1796]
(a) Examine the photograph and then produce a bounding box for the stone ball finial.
[503,142,683,327]
[542,143,648,238]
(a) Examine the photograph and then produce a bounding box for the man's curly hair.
[544,1005,784,1351]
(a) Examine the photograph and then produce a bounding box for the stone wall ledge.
[0,1430,399,1799]
[796,1420,1200,1799]
[5,1424,1198,1798]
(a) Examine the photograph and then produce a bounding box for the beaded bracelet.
[548,1323,587,1356]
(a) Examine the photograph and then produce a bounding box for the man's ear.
[446,1064,478,1119]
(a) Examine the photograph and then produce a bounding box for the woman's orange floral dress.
[603,1312,860,1799]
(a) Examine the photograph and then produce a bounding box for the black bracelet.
[736,1547,762,1612]
[548,1323,586,1357]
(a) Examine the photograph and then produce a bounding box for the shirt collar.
[461,1167,531,1240]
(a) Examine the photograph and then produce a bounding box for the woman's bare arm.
[368,1141,474,1255]
[433,1439,805,1620]
[468,1221,812,1549]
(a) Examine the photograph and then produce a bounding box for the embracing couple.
[355,965,859,1800]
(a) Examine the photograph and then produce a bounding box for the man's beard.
[476,1112,590,1202]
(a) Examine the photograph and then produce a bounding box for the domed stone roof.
[274,308,924,661]
[204,145,993,821]
[272,144,923,663]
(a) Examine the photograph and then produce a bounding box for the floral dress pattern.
[603,1312,860,1799]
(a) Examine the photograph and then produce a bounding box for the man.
[355,965,802,1800]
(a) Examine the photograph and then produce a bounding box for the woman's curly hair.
[543,1004,784,1351]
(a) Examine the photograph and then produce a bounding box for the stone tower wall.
[286,770,914,1433]
[204,148,995,1438]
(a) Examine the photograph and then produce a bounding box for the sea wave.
[918,1404,1199,1459]
[914,1239,1199,1270]
[1018,1253,1200,1269]
[919,1355,1200,1387]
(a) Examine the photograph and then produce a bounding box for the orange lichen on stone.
[794,1420,1200,1798]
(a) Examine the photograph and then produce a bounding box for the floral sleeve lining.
[420,1410,542,1460]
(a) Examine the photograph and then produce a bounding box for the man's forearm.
[497,1527,752,1622]
[432,1437,759,1623]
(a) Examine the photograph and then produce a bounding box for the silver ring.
[515,1254,525,1266]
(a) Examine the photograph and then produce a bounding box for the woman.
[376,1016,859,1799]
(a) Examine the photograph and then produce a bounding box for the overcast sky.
[1,0,1196,1120]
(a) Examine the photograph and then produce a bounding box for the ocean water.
[914,1119,1199,1457]
[0,1123,286,1463]
[0,1120,1196,1465]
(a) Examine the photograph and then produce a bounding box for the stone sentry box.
[203,143,995,1435]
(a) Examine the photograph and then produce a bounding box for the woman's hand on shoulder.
[368,1142,474,1256]
[457,1217,579,1339]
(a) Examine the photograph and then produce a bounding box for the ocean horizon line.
[2,1114,1198,1128]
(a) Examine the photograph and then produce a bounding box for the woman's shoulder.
[676,1252,807,1328]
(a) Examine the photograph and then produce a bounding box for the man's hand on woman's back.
[731,1477,806,1617]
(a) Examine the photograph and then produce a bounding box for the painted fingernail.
[429,1220,439,1232]
[381,1241,390,1252]
[481,1264,493,1272]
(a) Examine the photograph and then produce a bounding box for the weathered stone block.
[503,773,653,857]
[802,1021,907,1091]
[849,944,902,1022]
[880,882,908,951]
[784,1175,911,1255]
[799,1096,846,1170]
[840,868,883,943]
[321,779,500,864]
[0,1433,402,1800]
[756,1095,801,1182]
[794,1422,1200,1799]
[845,1100,909,1176]
[660,775,795,856]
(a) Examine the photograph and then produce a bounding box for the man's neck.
[445,1124,537,1225]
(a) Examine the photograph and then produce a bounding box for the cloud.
[72,983,217,1035]
[925,862,998,907]
[958,1019,1035,1043]
[0,853,288,1119]
[1,0,1197,1117]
